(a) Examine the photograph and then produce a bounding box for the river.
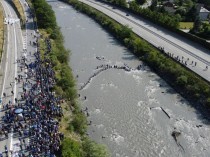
[48,1,210,156]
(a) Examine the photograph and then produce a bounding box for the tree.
[176,75,188,86]
[192,17,201,33]
[112,0,127,7]
[129,1,140,10]
[206,98,210,106]
[150,0,158,11]
[175,7,187,17]
[71,113,87,135]
[32,0,57,30]
[119,25,132,39]
[185,4,197,22]
[185,0,194,8]
[135,0,147,5]
[61,138,82,157]
[208,13,210,20]
[174,0,184,6]
[82,139,110,157]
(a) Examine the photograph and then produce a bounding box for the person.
[5,145,8,154]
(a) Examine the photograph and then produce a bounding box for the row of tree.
[30,0,109,156]
[191,18,210,39]
[66,0,210,107]
[104,0,180,29]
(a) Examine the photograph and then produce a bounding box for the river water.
[48,1,210,156]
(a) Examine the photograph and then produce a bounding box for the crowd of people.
[159,46,209,70]
[79,63,144,90]
[0,36,64,157]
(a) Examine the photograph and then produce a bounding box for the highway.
[79,0,210,82]
[0,0,37,156]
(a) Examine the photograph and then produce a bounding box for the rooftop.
[200,7,210,13]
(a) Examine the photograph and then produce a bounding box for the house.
[199,7,210,21]
[163,1,176,14]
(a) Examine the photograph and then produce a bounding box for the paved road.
[79,0,210,82]
[0,0,23,155]
[0,0,37,156]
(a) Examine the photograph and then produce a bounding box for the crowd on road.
[159,47,209,70]
[0,36,64,157]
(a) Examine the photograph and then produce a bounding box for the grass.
[0,3,4,60]
[59,101,81,141]
[179,22,194,29]
[12,0,25,24]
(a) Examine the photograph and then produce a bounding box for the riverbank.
[30,0,109,156]
[61,0,210,112]
[0,3,4,60]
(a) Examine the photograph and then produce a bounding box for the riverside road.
[79,0,210,82]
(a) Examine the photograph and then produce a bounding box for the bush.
[71,113,87,135]
[32,0,57,30]
[206,98,210,107]
[176,75,188,86]
[61,138,83,157]
[82,138,110,157]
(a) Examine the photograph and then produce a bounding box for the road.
[79,0,210,82]
[0,0,37,156]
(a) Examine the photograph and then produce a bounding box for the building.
[199,7,210,21]
[163,1,176,14]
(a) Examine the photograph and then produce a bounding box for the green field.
[179,22,194,29]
